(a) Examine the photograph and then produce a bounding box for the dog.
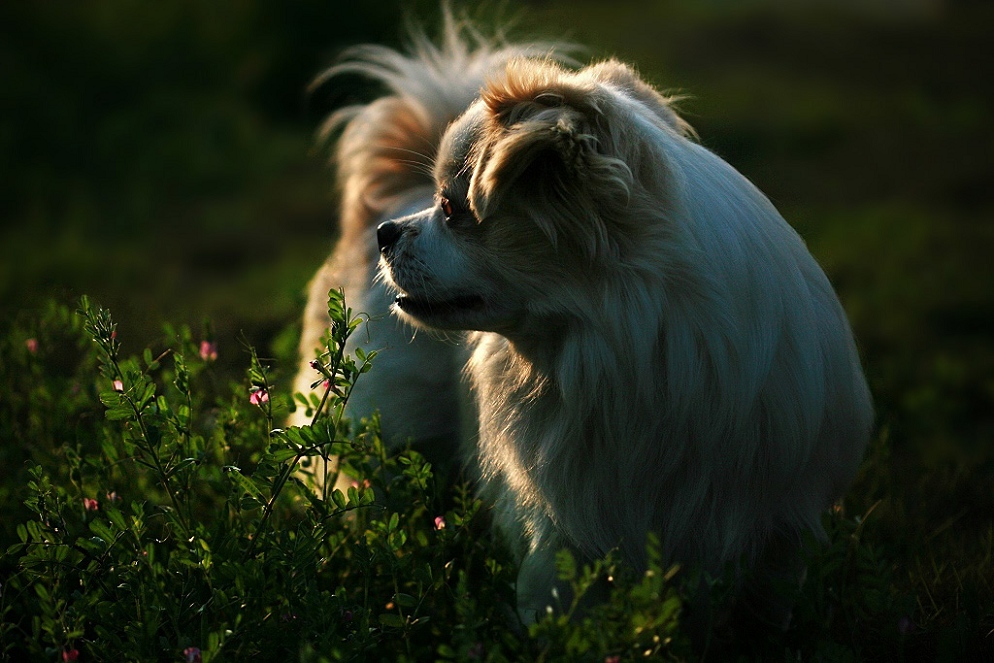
[297,16,873,632]
[291,19,557,492]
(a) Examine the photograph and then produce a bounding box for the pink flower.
[25,338,38,354]
[83,497,99,512]
[199,340,218,362]
[321,379,331,391]
[106,490,122,503]
[434,516,446,531]
[112,380,124,392]
[184,647,202,663]
[249,388,269,406]
[605,657,620,663]
[309,359,322,371]
[62,649,79,662]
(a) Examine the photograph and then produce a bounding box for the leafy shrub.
[0,293,689,661]
[1,292,991,661]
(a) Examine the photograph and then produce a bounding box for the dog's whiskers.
[384,146,437,172]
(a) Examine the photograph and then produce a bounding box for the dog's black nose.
[377,220,402,254]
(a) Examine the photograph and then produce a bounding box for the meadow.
[1,1,992,660]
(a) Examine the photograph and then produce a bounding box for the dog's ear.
[585,60,695,137]
[480,58,602,128]
[473,59,633,256]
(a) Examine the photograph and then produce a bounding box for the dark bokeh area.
[1,0,993,653]
[0,0,445,358]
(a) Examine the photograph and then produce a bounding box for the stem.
[110,358,190,537]
[246,296,370,559]
[245,352,344,560]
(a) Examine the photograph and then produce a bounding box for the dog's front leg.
[516,540,569,623]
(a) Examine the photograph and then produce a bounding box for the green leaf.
[378,613,406,628]
[270,448,299,464]
[89,518,116,542]
[229,469,264,500]
[105,406,133,421]
[169,457,198,476]
[105,507,127,531]
[394,593,418,608]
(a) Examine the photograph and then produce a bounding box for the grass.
[1,1,992,660]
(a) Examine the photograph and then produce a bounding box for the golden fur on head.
[377,52,874,628]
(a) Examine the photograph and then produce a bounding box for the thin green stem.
[108,355,191,538]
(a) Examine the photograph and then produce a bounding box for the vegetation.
[0,292,692,661]
[2,1,992,660]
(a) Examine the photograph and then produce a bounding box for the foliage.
[0,292,688,661]
[2,292,992,661]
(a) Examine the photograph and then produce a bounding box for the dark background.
[2,0,992,638]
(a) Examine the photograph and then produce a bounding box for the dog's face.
[377,58,688,336]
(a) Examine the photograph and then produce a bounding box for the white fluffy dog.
[297,19,873,628]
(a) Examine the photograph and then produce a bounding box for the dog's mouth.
[394,293,486,320]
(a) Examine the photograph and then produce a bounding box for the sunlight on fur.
[295,11,873,635]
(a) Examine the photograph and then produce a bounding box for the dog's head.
[377,58,693,337]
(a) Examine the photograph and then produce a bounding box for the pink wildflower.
[62,649,79,662]
[184,647,202,663]
[309,359,322,371]
[249,388,269,406]
[110,330,117,340]
[25,338,38,354]
[605,657,621,663]
[83,497,99,512]
[434,516,446,531]
[106,490,121,503]
[199,340,218,362]
[112,379,124,392]
[321,379,331,391]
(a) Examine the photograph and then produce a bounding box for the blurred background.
[1,0,992,594]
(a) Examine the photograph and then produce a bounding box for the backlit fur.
[291,17,558,490]
[377,54,874,624]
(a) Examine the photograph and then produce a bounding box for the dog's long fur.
[299,18,873,627]
[291,20,557,489]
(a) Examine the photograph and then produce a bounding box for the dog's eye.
[440,197,454,219]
